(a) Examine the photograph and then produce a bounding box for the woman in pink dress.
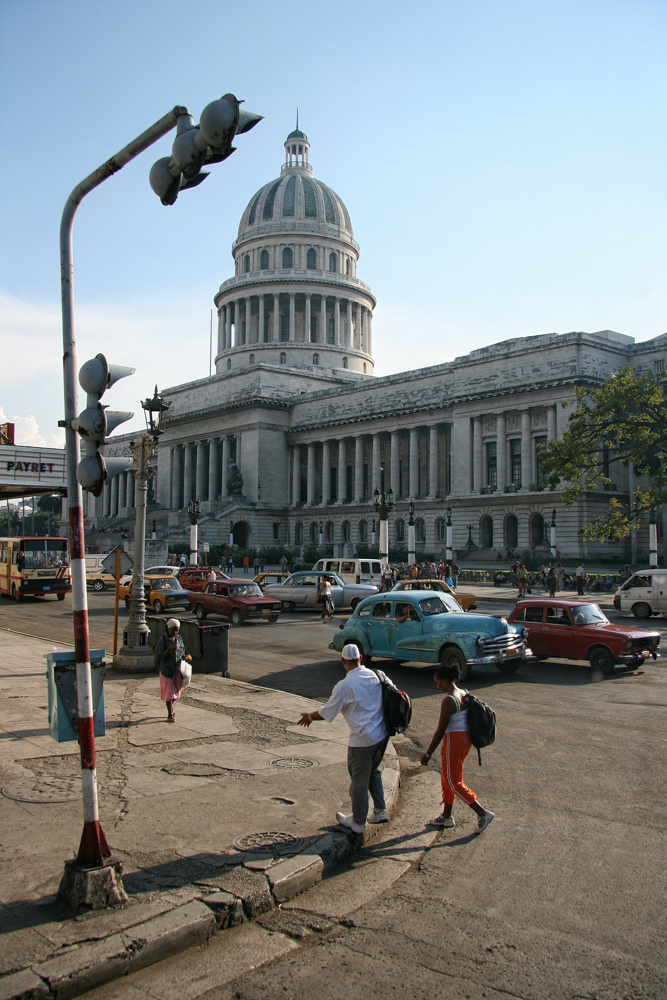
[155,619,188,722]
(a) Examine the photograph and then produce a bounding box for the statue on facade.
[226,458,244,496]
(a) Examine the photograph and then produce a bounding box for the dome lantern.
[282,112,312,174]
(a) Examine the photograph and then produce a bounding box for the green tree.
[540,367,667,541]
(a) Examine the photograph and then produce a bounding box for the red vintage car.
[507,598,660,674]
[191,579,282,626]
[178,568,230,592]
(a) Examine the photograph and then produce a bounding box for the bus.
[0,536,71,600]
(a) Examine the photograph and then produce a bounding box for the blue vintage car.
[330,590,533,681]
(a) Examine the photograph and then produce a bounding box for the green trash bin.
[148,617,229,676]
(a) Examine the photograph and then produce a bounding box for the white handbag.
[178,659,192,688]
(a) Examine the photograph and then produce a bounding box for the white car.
[263,571,378,611]
[119,565,181,587]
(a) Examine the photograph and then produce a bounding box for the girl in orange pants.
[420,663,495,834]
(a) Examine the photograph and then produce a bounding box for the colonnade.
[217,293,373,354]
[167,436,239,509]
[101,470,135,518]
[470,406,557,494]
[289,424,448,506]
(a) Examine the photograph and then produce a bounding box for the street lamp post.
[371,519,377,549]
[114,388,169,674]
[445,506,453,563]
[372,487,394,569]
[318,521,324,547]
[550,508,557,561]
[649,511,658,568]
[229,521,234,546]
[407,498,416,567]
[188,499,202,565]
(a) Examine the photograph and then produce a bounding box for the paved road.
[2,591,666,997]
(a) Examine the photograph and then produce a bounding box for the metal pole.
[112,548,121,656]
[649,518,658,569]
[408,522,416,567]
[190,522,198,565]
[446,523,453,563]
[60,106,186,867]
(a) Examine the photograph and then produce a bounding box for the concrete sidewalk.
[0,631,401,1000]
[456,580,616,609]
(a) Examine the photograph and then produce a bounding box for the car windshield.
[229,584,263,597]
[418,596,451,616]
[572,604,608,625]
[153,578,179,590]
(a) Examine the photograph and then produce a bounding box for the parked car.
[178,568,229,592]
[391,578,476,611]
[312,558,384,586]
[331,590,533,681]
[254,571,290,589]
[119,565,180,586]
[119,576,192,614]
[85,554,115,592]
[191,579,282,625]
[263,571,379,611]
[507,598,660,673]
[613,569,667,618]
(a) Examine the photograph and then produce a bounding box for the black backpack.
[375,670,412,737]
[465,693,496,765]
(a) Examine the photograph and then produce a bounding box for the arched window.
[325,521,334,543]
[395,518,405,542]
[295,522,304,544]
[436,518,445,541]
[328,252,337,272]
[310,522,318,543]
[312,353,319,366]
[342,357,348,369]
[363,363,367,373]
[244,254,250,273]
[306,248,317,269]
[249,354,255,364]
[415,518,426,542]
[345,259,351,275]
[504,514,518,550]
[260,249,269,270]
[280,352,286,365]
[282,247,293,268]
[226,358,232,370]
[342,520,351,543]
[530,513,545,548]
[358,520,368,542]
[480,515,493,549]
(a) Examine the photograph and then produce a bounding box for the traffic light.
[149,94,262,206]
[73,354,135,496]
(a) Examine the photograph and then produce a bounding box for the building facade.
[95,128,667,562]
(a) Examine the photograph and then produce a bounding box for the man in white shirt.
[298,643,389,835]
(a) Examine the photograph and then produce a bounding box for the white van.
[613,569,667,618]
[312,557,384,586]
[85,554,115,592]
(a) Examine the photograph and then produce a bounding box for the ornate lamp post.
[371,519,377,549]
[372,486,394,569]
[318,521,324,547]
[445,506,453,563]
[188,499,201,565]
[407,498,416,567]
[550,508,557,561]
[649,510,658,568]
[114,387,169,673]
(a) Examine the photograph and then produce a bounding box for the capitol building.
[97,126,666,562]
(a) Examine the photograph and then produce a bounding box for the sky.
[1,0,666,445]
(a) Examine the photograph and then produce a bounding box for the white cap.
[166,618,181,629]
[342,643,361,661]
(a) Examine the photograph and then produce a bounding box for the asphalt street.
[1,589,666,998]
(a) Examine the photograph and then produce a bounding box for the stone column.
[245,297,251,345]
[258,296,265,344]
[521,410,531,490]
[306,444,316,504]
[355,436,364,502]
[128,471,135,508]
[110,475,119,517]
[322,441,331,503]
[208,439,219,502]
[292,445,301,504]
[289,292,295,341]
[225,304,232,350]
[346,301,353,348]
[367,309,372,355]
[321,296,328,343]
[334,297,341,346]
[547,405,557,441]
[390,431,400,494]
[473,417,483,492]
[118,471,126,509]
[273,293,279,341]
[103,482,111,517]
[409,427,419,498]
[195,440,206,500]
[221,437,230,495]
[337,440,346,502]
[428,425,439,498]
[497,413,507,493]
[172,446,182,508]
[305,294,312,343]
[183,444,193,505]
[372,433,381,491]
[355,303,362,350]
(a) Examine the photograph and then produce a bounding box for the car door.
[293,575,318,606]
[516,605,546,654]
[652,574,667,613]
[364,601,394,656]
[542,606,574,659]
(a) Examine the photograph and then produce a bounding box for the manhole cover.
[269,757,317,770]
[1,776,100,803]
[234,832,304,855]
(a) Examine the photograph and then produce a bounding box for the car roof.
[367,591,439,603]
[514,598,597,607]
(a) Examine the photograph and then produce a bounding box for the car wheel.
[440,646,470,683]
[282,601,295,612]
[125,598,131,610]
[589,646,615,674]
[230,608,244,626]
[92,579,104,592]
[195,604,207,621]
[153,599,163,613]
[632,602,651,620]
[267,615,278,624]
[495,658,521,675]
[361,651,373,666]
[350,598,360,611]
[12,584,20,602]
[57,593,65,601]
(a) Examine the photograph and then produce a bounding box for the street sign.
[201,542,210,553]
[102,548,133,577]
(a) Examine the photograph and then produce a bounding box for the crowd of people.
[495,560,631,596]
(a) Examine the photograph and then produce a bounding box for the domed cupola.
[213,121,376,378]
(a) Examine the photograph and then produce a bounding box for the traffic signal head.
[74,354,135,496]
[149,94,262,206]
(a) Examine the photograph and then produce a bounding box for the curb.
[1,745,401,1000]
